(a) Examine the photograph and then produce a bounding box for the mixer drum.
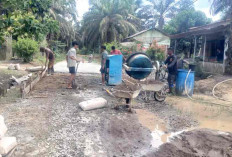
[125,52,153,80]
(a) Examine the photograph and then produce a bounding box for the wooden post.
[203,36,207,67]
[174,40,177,54]
[223,35,229,74]
[193,36,197,61]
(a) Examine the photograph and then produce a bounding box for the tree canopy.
[0,0,80,47]
[137,0,195,29]
[164,9,212,34]
[82,0,140,49]
[210,0,232,18]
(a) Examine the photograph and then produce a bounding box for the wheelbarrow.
[123,53,168,102]
[104,80,141,112]
[105,53,168,111]
[140,80,169,102]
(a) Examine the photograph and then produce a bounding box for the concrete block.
[0,137,17,155]
[0,116,7,139]
[79,97,107,111]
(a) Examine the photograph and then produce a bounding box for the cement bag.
[79,97,107,111]
[0,137,17,155]
[0,116,7,139]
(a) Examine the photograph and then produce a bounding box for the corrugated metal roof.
[170,19,232,39]
[125,28,170,40]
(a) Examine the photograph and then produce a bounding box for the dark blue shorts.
[100,67,105,74]
[69,67,76,74]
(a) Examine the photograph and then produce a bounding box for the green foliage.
[1,0,52,17]
[104,41,121,53]
[50,0,80,47]
[164,9,212,56]
[137,0,195,29]
[1,11,59,41]
[82,0,140,49]
[164,9,212,34]
[13,38,39,62]
[80,47,93,55]
[211,0,232,17]
[49,40,66,54]
[0,0,78,46]
[146,47,165,61]
[0,0,59,42]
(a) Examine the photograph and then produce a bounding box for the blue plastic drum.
[176,69,195,96]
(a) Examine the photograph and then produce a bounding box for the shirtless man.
[40,47,55,75]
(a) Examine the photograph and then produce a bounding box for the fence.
[200,61,224,74]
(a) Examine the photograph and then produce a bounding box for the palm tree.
[210,0,232,18]
[138,0,194,29]
[148,0,177,29]
[82,0,140,48]
[49,0,80,46]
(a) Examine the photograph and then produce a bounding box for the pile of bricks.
[0,115,17,156]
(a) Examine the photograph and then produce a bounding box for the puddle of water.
[136,109,181,148]
[167,97,232,133]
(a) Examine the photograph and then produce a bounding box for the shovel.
[72,62,80,89]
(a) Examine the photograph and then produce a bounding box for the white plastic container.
[79,97,107,111]
[0,137,17,155]
[0,116,7,139]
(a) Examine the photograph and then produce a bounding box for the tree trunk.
[158,17,164,30]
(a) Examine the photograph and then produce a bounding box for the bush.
[146,47,165,61]
[146,40,165,61]
[14,38,39,62]
[80,47,93,55]
[104,41,121,53]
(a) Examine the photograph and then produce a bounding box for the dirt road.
[0,72,196,157]
[54,61,101,74]
[1,66,232,156]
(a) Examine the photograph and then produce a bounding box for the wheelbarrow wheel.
[154,84,169,102]
[154,92,166,102]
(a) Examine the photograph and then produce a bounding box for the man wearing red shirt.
[111,46,122,55]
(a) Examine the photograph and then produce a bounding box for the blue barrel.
[176,69,195,96]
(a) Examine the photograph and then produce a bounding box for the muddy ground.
[148,129,232,157]
[0,73,232,157]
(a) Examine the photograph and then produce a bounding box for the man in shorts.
[40,47,55,75]
[100,46,108,84]
[66,41,83,89]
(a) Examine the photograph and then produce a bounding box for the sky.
[76,0,221,21]
[194,0,221,21]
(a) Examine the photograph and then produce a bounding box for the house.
[123,28,171,52]
[170,19,232,75]
[0,36,12,61]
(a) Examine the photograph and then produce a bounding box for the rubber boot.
[170,87,175,95]
[47,68,51,75]
[51,67,54,75]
